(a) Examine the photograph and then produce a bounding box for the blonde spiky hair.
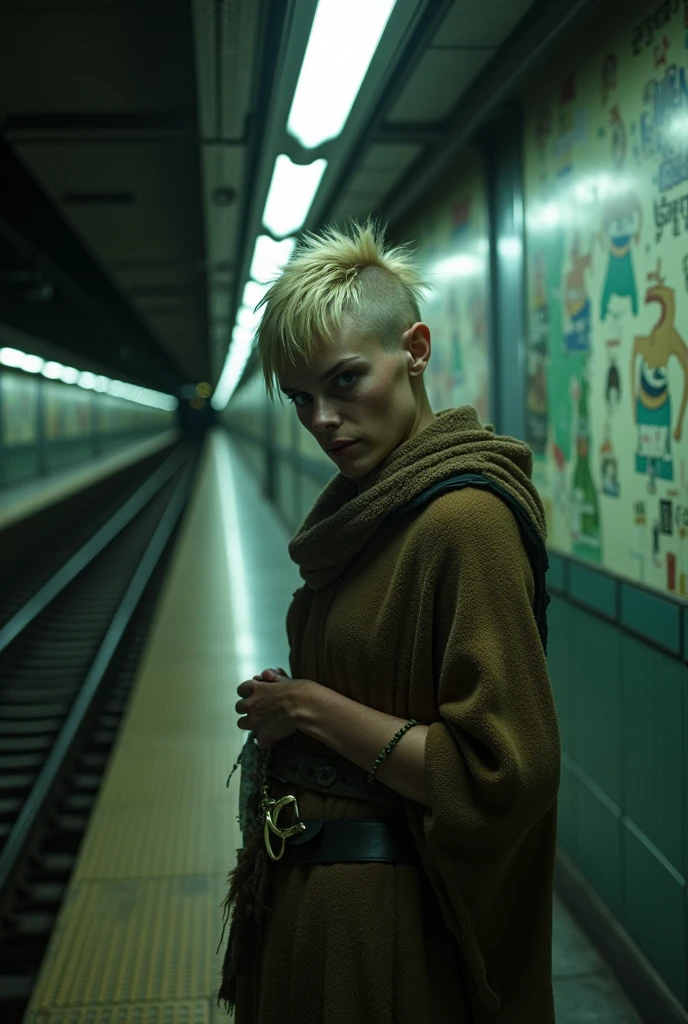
[256,219,427,401]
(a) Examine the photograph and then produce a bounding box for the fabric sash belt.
[280,817,419,865]
[269,742,404,808]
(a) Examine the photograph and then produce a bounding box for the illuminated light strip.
[212,236,298,412]
[0,347,178,411]
[214,432,257,681]
[287,0,397,149]
[262,154,328,238]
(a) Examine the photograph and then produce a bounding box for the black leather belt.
[269,743,403,808]
[280,817,419,865]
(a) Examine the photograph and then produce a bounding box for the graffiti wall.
[523,0,688,597]
[401,149,491,423]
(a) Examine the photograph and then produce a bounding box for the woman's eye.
[336,371,358,387]
[288,372,358,408]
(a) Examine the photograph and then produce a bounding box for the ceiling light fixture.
[262,154,328,237]
[237,305,263,331]
[0,346,177,410]
[211,325,256,411]
[249,235,297,284]
[287,0,397,149]
[242,280,270,310]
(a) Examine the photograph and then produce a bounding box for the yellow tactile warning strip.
[24,876,226,1010]
[23,432,294,1024]
[25,1003,211,1024]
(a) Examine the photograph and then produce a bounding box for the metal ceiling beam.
[375,122,447,146]
[2,112,197,134]
[315,0,455,228]
[380,0,602,227]
[0,138,188,392]
[224,0,293,371]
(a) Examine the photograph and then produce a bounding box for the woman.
[219,222,561,1023]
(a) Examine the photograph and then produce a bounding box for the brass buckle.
[263,794,307,861]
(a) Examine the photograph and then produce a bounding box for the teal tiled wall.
[548,555,688,1009]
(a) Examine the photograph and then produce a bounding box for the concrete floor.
[553,894,643,1022]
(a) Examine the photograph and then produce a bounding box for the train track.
[0,442,197,1023]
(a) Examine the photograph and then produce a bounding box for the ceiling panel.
[142,325,207,383]
[0,6,194,116]
[192,0,260,139]
[432,0,536,47]
[345,142,424,198]
[200,145,242,267]
[387,48,494,122]
[58,205,201,262]
[354,143,423,177]
[14,141,198,203]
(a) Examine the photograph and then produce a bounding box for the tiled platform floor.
[25,429,646,1023]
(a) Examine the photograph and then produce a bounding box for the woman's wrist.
[288,678,321,732]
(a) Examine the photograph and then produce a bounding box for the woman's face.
[279,318,433,484]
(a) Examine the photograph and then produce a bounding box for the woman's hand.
[236,670,313,749]
[252,666,290,682]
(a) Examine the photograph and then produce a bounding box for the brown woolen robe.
[227,406,561,1024]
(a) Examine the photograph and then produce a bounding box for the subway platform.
[23,429,645,1024]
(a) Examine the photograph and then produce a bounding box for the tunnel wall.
[0,366,174,489]
[221,0,688,1009]
[518,0,688,1007]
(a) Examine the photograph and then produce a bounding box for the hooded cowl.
[289,405,547,589]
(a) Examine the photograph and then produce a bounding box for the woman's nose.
[311,400,339,428]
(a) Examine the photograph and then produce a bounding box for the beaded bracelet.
[366,719,420,787]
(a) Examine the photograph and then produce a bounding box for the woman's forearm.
[291,681,431,807]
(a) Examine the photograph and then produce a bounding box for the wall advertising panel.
[523,0,688,597]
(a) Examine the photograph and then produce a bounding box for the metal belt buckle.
[263,794,307,861]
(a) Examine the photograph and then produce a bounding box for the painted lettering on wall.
[632,0,682,56]
[640,63,688,157]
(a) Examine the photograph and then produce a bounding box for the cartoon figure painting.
[600,191,643,319]
[526,253,550,454]
[600,106,643,320]
[609,105,626,167]
[601,54,618,106]
[631,261,688,484]
[564,233,592,352]
[601,338,621,496]
[571,373,602,562]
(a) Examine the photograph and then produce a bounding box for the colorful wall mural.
[401,149,491,424]
[523,0,688,598]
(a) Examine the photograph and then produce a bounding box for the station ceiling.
[0,0,548,397]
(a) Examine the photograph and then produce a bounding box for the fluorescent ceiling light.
[237,305,262,331]
[250,235,297,284]
[497,236,522,260]
[0,345,176,409]
[242,280,270,310]
[432,254,484,280]
[21,354,44,373]
[287,0,397,149]
[211,326,256,411]
[42,361,64,379]
[263,154,328,237]
[0,347,24,368]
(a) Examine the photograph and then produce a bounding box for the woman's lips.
[328,440,359,458]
